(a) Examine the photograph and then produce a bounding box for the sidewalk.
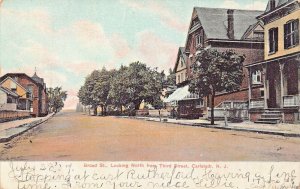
[119,116,300,138]
[0,113,54,142]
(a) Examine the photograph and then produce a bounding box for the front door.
[267,63,279,108]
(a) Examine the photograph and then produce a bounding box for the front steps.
[254,110,283,124]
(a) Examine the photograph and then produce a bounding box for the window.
[10,82,17,90]
[196,99,204,108]
[178,75,180,83]
[189,55,193,65]
[180,58,184,67]
[195,34,202,47]
[252,70,262,84]
[253,31,264,39]
[284,19,299,49]
[181,73,184,82]
[269,28,278,53]
[260,88,264,97]
[27,85,33,99]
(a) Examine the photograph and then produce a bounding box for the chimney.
[227,9,234,39]
[270,0,276,10]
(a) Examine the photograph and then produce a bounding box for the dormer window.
[253,31,264,39]
[284,19,299,49]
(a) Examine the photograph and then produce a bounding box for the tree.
[94,67,115,115]
[124,62,164,110]
[84,70,102,115]
[108,65,130,113]
[189,49,245,125]
[47,87,67,113]
[78,68,116,116]
[78,62,164,115]
[165,68,176,87]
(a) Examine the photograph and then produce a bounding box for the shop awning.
[164,85,199,103]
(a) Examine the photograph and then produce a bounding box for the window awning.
[164,85,199,103]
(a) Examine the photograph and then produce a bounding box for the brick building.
[166,7,265,119]
[0,73,48,117]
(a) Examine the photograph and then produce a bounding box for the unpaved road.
[0,111,299,161]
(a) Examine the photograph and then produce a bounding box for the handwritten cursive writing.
[4,162,299,189]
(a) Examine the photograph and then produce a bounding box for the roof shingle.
[194,7,263,40]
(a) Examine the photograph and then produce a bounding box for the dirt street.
[0,111,299,161]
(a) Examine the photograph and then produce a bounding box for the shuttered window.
[284,19,299,49]
[269,27,278,53]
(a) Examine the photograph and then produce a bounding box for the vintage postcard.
[0,0,299,188]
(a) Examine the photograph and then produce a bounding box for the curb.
[115,116,300,138]
[0,113,55,143]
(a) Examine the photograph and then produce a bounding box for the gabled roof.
[0,73,43,87]
[0,86,19,98]
[0,76,28,92]
[258,0,298,19]
[265,0,293,12]
[193,7,263,40]
[174,47,188,72]
[241,21,264,40]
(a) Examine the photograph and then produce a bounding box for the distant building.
[0,73,48,117]
[246,0,300,123]
[0,76,31,111]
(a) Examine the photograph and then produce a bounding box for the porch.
[246,52,300,123]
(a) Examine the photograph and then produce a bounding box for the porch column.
[279,62,285,108]
[262,65,268,109]
[298,63,300,95]
[247,67,252,105]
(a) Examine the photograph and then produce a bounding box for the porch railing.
[216,101,248,109]
[207,108,249,119]
[283,95,300,107]
[249,98,264,109]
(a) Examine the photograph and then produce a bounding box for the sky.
[0,0,268,109]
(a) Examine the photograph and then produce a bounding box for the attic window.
[10,82,17,90]
[192,18,199,27]
[253,31,264,39]
[195,34,203,47]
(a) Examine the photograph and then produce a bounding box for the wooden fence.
[0,110,31,122]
